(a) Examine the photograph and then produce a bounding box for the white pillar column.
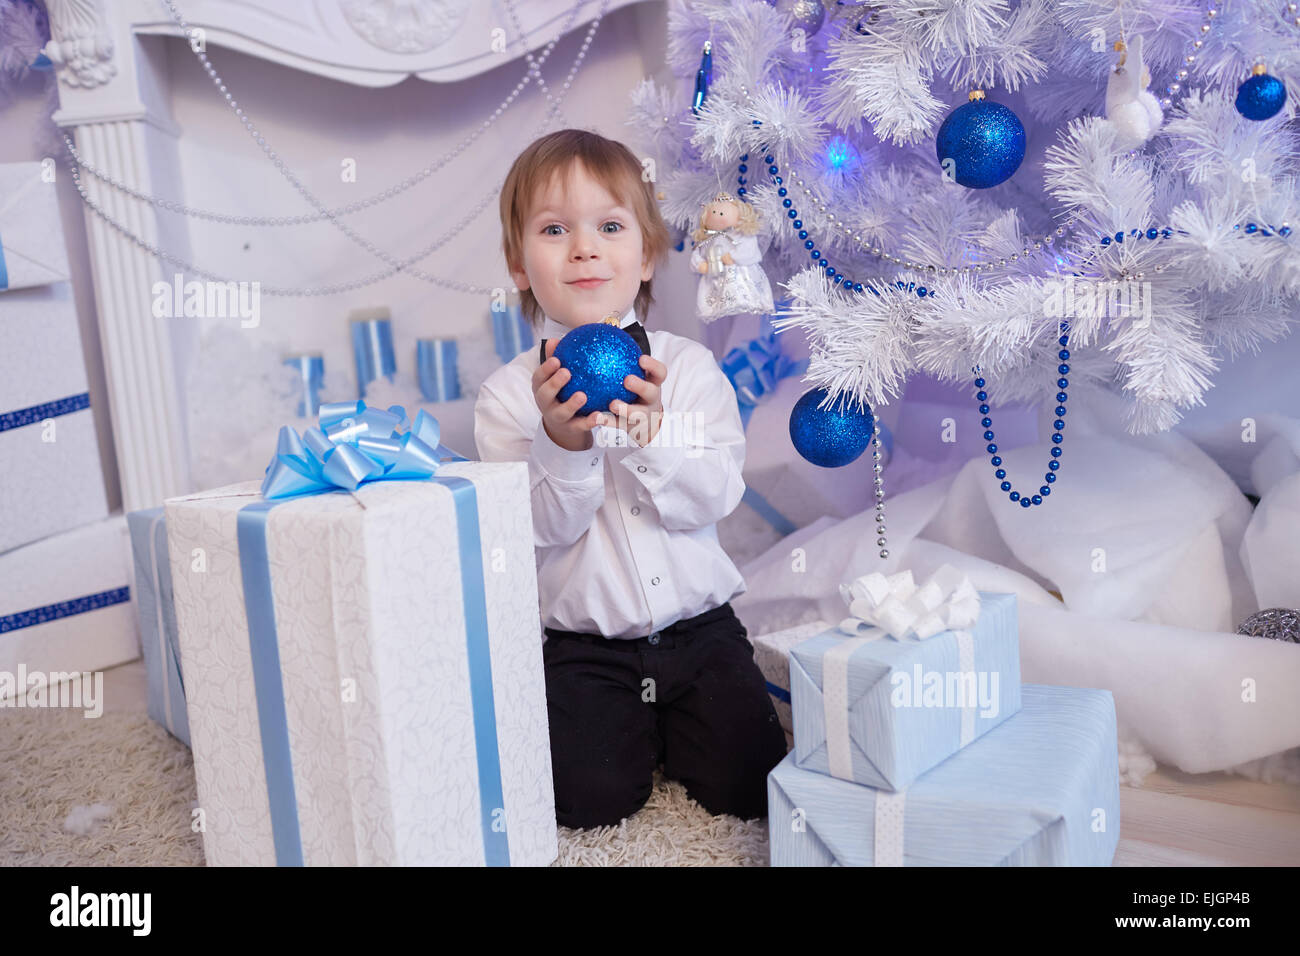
[48,0,194,510]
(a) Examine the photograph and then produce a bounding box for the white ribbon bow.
[837,564,980,641]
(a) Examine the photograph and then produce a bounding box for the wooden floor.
[1116,765,1300,866]
[100,659,1300,866]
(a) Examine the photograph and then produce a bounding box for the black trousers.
[542,602,790,829]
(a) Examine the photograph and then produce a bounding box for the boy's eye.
[542,224,564,236]
[540,221,623,236]
[601,221,623,233]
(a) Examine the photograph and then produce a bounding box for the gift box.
[752,619,833,739]
[126,508,190,748]
[165,459,556,866]
[768,683,1121,866]
[0,513,137,697]
[791,587,1021,791]
[0,282,110,552]
[0,161,71,292]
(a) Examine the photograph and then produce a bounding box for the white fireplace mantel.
[47,0,649,512]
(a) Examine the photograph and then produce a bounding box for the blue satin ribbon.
[491,303,534,364]
[236,500,302,866]
[261,400,466,500]
[351,317,396,398]
[434,474,509,866]
[719,328,808,536]
[245,402,508,864]
[0,230,8,290]
[766,681,791,704]
[417,338,461,402]
[283,354,324,419]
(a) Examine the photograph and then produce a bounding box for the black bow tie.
[539,321,650,364]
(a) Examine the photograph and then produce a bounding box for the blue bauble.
[553,322,645,417]
[1235,72,1286,121]
[789,387,875,468]
[935,99,1026,189]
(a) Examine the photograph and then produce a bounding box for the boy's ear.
[508,260,530,292]
[641,253,655,283]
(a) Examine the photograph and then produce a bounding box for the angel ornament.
[1104,34,1163,151]
[689,191,775,322]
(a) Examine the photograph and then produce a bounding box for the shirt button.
[637,465,647,473]
[591,458,599,466]
[651,576,660,586]
[647,632,660,645]
[630,506,639,516]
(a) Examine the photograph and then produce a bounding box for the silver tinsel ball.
[1236,608,1300,643]
[773,0,825,36]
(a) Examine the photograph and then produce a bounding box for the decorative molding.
[339,0,476,55]
[43,0,118,89]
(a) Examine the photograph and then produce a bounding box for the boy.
[474,129,787,829]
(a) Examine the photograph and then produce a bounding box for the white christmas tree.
[628,0,1299,436]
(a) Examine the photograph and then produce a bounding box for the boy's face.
[510,161,653,329]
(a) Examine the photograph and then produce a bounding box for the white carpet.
[0,708,770,866]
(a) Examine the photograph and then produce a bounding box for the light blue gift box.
[125,507,190,748]
[791,591,1020,791]
[769,683,1121,866]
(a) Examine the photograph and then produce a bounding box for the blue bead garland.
[971,323,1071,509]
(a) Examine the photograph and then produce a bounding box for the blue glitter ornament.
[1235,67,1286,121]
[935,93,1026,189]
[553,322,645,417]
[789,387,875,467]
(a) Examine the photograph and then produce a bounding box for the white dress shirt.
[473,306,748,639]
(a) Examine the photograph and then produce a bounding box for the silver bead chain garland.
[64,0,585,228]
[872,423,888,559]
[65,0,607,296]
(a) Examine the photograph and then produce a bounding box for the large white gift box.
[0,513,137,697]
[164,461,557,866]
[0,282,110,551]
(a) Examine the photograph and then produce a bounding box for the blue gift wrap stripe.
[0,585,130,633]
[766,681,791,704]
[0,393,91,433]
[237,500,304,867]
[0,228,8,289]
[435,474,511,867]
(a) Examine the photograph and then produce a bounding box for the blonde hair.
[691,192,761,244]
[499,129,673,330]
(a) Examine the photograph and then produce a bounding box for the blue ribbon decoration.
[0,229,8,290]
[283,354,324,419]
[246,402,510,864]
[491,302,534,364]
[434,473,510,866]
[351,317,396,398]
[0,586,130,633]
[236,500,303,866]
[719,329,809,536]
[261,400,467,500]
[417,338,461,402]
[0,393,91,433]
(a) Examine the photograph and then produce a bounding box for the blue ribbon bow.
[261,400,467,500]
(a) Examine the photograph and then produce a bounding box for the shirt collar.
[540,304,638,340]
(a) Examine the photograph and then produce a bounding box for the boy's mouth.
[568,278,609,290]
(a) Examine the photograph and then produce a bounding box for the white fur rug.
[0,709,770,866]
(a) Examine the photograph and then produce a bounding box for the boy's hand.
[533,339,610,452]
[606,354,668,447]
